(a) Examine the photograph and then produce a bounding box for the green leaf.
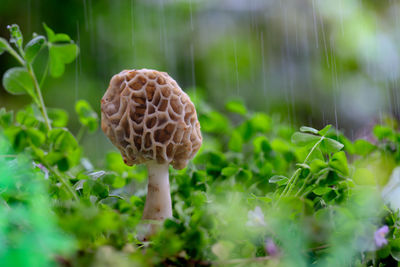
[318,124,332,136]
[225,99,247,115]
[7,24,23,49]
[373,125,393,140]
[320,138,344,153]
[0,37,9,55]
[249,113,271,133]
[48,128,78,153]
[353,139,376,156]
[228,130,242,152]
[43,23,78,78]
[75,100,98,132]
[26,128,45,147]
[221,166,239,177]
[76,173,90,180]
[329,151,349,176]
[199,111,230,134]
[271,138,292,153]
[390,239,400,261]
[19,106,46,127]
[0,108,13,128]
[250,194,272,204]
[130,195,143,205]
[353,168,376,186]
[47,128,81,170]
[45,151,63,166]
[16,106,38,127]
[43,23,71,43]
[112,176,126,188]
[377,244,391,259]
[313,187,332,196]
[236,169,252,182]
[2,67,34,96]
[83,180,109,199]
[48,108,68,128]
[340,135,355,154]
[310,159,328,173]
[253,136,271,154]
[93,181,109,199]
[24,35,45,63]
[269,175,288,186]
[300,126,319,135]
[106,152,131,174]
[291,132,320,146]
[48,44,79,78]
[296,163,310,169]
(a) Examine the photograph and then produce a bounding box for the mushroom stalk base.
[139,162,171,240]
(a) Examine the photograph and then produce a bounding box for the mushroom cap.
[101,69,202,170]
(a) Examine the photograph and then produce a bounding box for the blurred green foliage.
[1,13,400,267]
[0,137,73,266]
[1,0,400,148]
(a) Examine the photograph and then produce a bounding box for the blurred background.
[1,0,399,164]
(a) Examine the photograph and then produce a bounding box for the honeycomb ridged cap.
[101,69,202,170]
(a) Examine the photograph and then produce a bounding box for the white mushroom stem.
[142,162,172,221]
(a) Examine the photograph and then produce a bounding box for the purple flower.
[374,225,389,248]
[33,162,49,179]
[265,238,279,257]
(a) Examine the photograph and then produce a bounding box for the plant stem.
[26,63,52,131]
[5,43,51,131]
[295,173,312,197]
[39,58,49,88]
[279,136,324,199]
[48,165,79,201]
[280,168,301,197]
[76,126,86,143]
[303,137,324,163]
[301,185,317,199]
[5,43,24,65]
[285,169,302,197]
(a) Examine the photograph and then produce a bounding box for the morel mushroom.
[101,69,202,238]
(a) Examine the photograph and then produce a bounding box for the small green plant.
[1,23,78,131]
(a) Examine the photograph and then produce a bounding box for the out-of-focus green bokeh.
[1,0,399,163]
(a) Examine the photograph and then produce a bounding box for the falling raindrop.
[260,31,266,97]
[312,0,319,49]
[233,39,239,95]
[131,0,135,53]
[75,20,80,101]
